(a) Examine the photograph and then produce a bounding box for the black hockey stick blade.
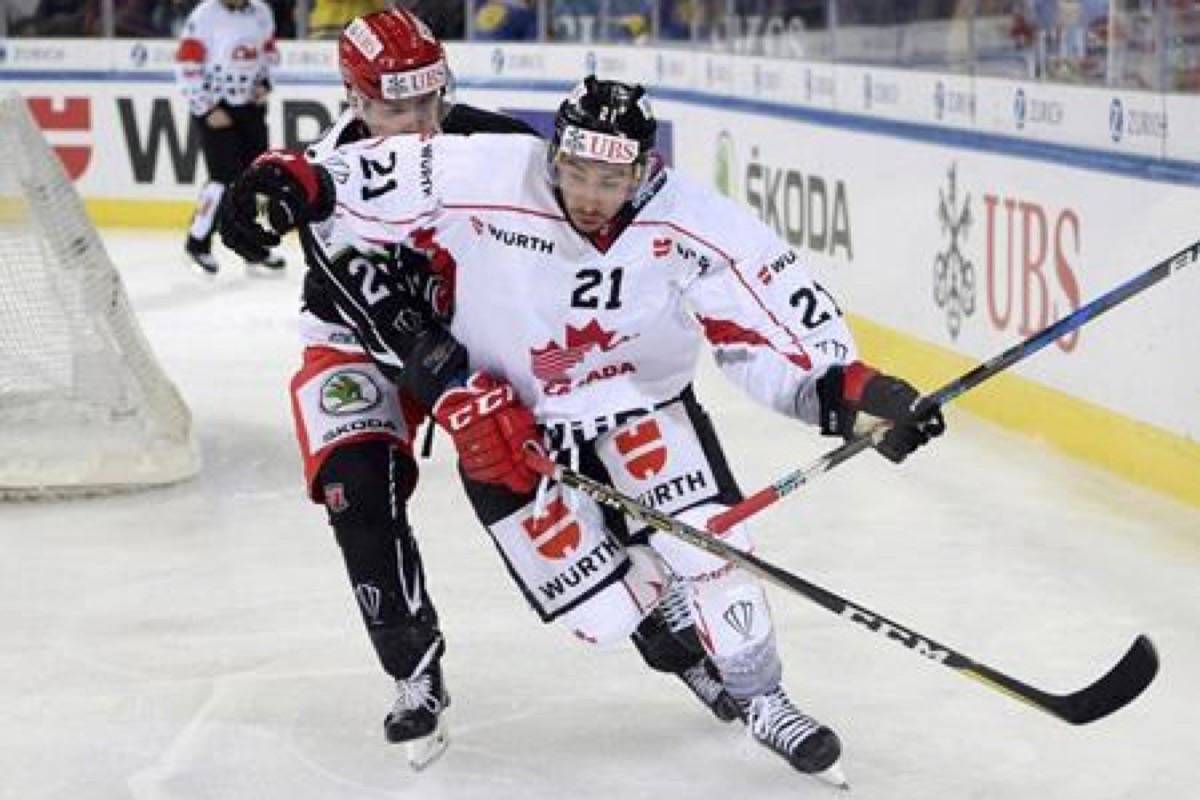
[971,634,1158,725]
[1064,634,1159,724]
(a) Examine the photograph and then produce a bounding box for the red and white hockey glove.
[816,361,946,463]
[219,149,334,263]
[432,372,542,494]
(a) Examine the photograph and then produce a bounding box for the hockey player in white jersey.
[221,76,944,781]
[174,0,284,275]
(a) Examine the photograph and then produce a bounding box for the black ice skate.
[677,658,741,722]
[184,235,218,275]
[653,576,740,722]
[244,249,286,275]
[739,687,847,788]
[384,660,450,770]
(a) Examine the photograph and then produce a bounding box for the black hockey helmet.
[550,75,657,172]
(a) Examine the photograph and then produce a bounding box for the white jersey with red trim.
[317,133,858,437]
[175,0,277,117]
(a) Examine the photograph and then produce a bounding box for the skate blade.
[404,719,449,771]
[813,761,850,791]
[244,263,287,278]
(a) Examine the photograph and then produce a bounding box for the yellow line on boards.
[86,199,193,228]
[851,315,1200,510]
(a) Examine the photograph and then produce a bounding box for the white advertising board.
[2,39,1198,448]
[663,107,1200,439]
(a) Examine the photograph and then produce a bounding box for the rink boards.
[2,38,1198,507]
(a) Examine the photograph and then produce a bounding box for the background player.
[175,0,285,275]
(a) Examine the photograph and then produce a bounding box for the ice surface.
[1,230,1196,800]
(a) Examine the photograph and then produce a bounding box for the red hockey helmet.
[338,9,448,102]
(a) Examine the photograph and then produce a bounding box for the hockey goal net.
[0,93,200,498]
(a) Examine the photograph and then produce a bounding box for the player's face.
[556,156,639,233]
[359,91,443,137]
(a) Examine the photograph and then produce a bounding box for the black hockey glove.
[816,361,945,463]
[219,150,335,263]
[402,324,471,410]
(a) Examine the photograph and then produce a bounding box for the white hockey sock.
[690,569,782,699]
[188,181,226,241]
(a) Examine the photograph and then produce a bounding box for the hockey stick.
[523,450,1158,725]
[708,237,1200,534]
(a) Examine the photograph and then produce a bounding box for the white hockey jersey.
[175,0,277,117]
[317,134,859,439]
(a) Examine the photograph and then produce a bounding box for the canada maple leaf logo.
[529,320,637,390]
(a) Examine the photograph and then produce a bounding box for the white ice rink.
[2,230,1198,800]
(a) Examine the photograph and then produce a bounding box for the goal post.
[0,93,201,498]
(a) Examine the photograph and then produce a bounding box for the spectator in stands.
[399,0,466,39]
[474,0,538,40]
[159,0,200,36]
[5,0,43,35]
[114,0,170,36]
[9,0,97,35]
[266,0,297,38]
[550,0,655,41]
[309,0,384,39]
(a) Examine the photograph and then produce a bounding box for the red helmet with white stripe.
[338,9,448,102]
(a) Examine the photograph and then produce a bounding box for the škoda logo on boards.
[711,131,853,262]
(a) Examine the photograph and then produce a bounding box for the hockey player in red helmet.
[337,9,449,137]
[220,8,536,771]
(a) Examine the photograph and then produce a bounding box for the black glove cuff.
[815,365,852,438]
[308,164,336,222]
[402,326,470,410]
